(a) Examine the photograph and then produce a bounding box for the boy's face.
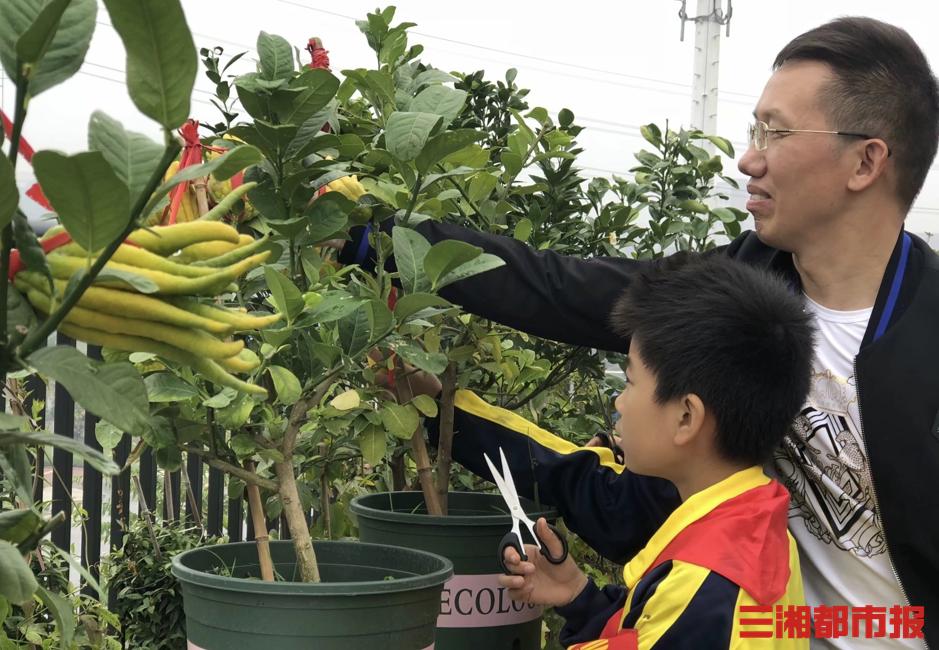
[613,340,682,477]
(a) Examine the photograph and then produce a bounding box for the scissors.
[484,447,569,574]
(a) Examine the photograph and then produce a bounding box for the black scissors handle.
[497,523,569,574]
[594,431,625,464]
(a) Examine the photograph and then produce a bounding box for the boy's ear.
[672,393,710,447]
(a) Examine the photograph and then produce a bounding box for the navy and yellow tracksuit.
[445,390,806,649]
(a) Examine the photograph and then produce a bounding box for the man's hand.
[497,518,588,607]
[369,349,442,402]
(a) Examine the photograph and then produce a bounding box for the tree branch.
[185,446,278,491]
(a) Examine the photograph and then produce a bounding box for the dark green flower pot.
[171,539,452,649]
[351,492,557,650]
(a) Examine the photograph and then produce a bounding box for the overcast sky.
[3,0,936,238]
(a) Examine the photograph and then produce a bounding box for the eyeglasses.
[747,120,879,152]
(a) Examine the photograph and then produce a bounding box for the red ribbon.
[2,109,52,210]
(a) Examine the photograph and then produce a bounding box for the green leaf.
[415,129,484,174]
[385,111,441,161]
[15,0,69,70]
[96,268,159,293]
[144,372,199,402]
[705,135,735,158]
[391,226,430,294]
[0,510,40,545]
[0,0,96,96]
[396,343,448,374]
[436,253,505,290]
[281,68,340,126]
[28,346,148,438]
[102,0,197,128]
[5,285,36,348]
[0,444,32,504]
[558,108,574,128]
[143,145,262,215]
[155,445,182,471]
[267,365,301,405]
[423,240,482,289]
[0,157,16,230]
[409,86,466,127]
[411,394,438,418]
[513,218,533,242]
[0,429,119,475]
[94,421,123,451]
[393,293,451,321]
[338,306,372,358]
[412,68,457,89]
[305,192,351,244]
[12,211,51,289]
[257,31,293,81]
[202,388,235,409]
[35,585,74,647]
[711,207,739,223]
[366,298,393,339]
[263,267,304,322]
[640,123,662,147]
[0,540,37,604]
[88,111,164,206]
[307,292,366,324]
[358,425,387,465]
[32,150,129,253]
[380,403,418,440]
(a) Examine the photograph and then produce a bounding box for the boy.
[462,254,815,648]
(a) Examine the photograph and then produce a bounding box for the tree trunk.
[435,363,457,514]
[274,459,320,582]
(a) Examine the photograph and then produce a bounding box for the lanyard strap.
[872,232,912,343]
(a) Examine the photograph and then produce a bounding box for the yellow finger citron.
[192,234,270,268]
[176,239,241,261]
[168,297,282,331]
[126,221,240,255]
[55,322,267,398]
[217,348,262,373]
[16,272,235,335]
[46,250,270,296]
[199,182,257,222]
[25,288,244,360]
[55,242,217,279]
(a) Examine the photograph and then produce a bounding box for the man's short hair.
[774,16,939,210]
[610,254,815,465]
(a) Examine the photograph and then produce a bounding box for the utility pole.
[678,0,733,135]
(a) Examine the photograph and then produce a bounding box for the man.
[343,16,939,648]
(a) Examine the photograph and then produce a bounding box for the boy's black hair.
[775,17,939,210]
[610,253,815,465]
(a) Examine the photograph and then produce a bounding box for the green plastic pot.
[171,539,452,649]
[351,492,557,650]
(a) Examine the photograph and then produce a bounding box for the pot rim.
[171,539,453,596]
[350,491,557,527]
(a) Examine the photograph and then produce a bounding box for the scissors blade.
[498,447,523,508]
[483,452,514,508]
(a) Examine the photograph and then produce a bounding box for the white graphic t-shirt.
[772,295,923,649]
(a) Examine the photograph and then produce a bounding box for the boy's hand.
[497,518,588,607]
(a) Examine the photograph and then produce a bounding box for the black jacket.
[343,222,939,644]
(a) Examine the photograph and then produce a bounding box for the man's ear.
[672,393,709,447]
[847,139,891,193]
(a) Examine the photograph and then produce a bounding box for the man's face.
[738,61,858,253]
[613,341,678,477]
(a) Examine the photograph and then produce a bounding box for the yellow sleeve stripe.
[453,389,624,473]
[634,561,710,649]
